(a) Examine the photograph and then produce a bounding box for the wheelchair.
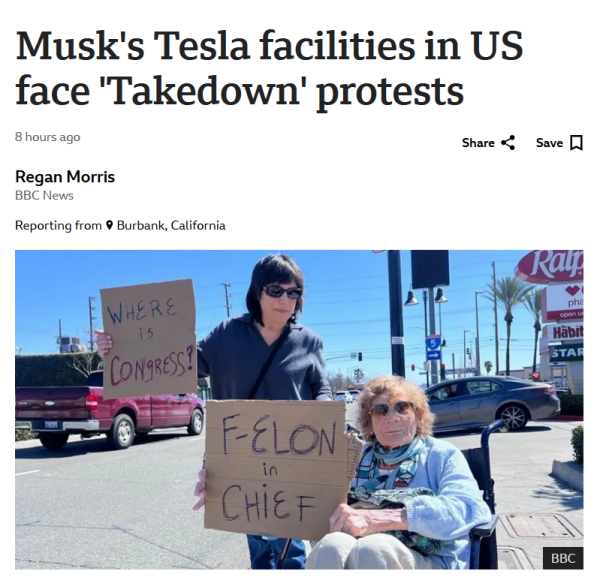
[276,419,507,570]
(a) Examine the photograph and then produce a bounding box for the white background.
[3,0,597,249]
[5,1,595,582]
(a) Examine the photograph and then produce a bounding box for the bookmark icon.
[570,135,583,151]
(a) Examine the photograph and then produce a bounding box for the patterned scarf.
[350,436,444,556]
[355,436,425,490]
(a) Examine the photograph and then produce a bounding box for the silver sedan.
[425,376,561,432]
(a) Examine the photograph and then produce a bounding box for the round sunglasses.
[263,284,303,300]
[370,401,413,419]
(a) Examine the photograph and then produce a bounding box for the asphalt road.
[15,402,581,570]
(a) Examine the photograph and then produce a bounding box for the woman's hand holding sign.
[94,329,112,358]
[192,468,207,511]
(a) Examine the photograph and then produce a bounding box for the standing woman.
[97,254,332,569]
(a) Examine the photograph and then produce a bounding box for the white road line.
[15,470,40,477]
[189,436,206,442]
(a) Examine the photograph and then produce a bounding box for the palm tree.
[484,360,493,375]
[485,276,535,376]
[523,289,543,375]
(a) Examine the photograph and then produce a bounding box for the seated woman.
[306,376,491,570]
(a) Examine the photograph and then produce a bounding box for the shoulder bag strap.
[247,324,292,400]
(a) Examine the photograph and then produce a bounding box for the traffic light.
[440,364,446,380]
[411,364,415,371]
[358,352,362,361]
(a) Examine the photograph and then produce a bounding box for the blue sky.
[15,250,541,385]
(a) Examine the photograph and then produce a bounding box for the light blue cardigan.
[353,435,492,569]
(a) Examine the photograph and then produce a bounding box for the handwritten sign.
[100,279,196,399]
[204,400,363,542]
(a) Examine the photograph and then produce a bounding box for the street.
[15,404,582,570]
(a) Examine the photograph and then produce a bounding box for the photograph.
[15,249,584,570]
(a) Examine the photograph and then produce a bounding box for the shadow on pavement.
[516,424,554,433]
[15,431,190,460]
[534,481,584,511]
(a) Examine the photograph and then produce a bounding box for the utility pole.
[438,302,443,368]
[463,330,470,378]
[428,287,439,385]
[423,289,429,387]
[88,297,96,352]
[475,291,482,376]
[221,283,232,317]
[492,261,500,374]
[387,251,406,378]
[452,353,456,380]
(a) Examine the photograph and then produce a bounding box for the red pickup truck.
[15,370,205,451]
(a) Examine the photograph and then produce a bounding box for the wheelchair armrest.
[470,514,499,540]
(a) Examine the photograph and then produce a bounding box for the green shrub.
[571,426,583,465]
[559,394,583,416]
[15,353,102,388]
[15,429,38,441]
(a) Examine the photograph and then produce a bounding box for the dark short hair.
[246,254,305,325]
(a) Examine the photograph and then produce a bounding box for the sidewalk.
[445,420,583,569]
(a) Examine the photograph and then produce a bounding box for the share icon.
[501,135,515,150]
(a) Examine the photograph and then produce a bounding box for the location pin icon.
[106,220,113,230]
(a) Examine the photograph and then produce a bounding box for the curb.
[551,460,583,491]
[542,415,583,421]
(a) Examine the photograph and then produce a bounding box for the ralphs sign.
[515,250,583,283]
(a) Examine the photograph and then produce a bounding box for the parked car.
[335,391,353,403]
[425,376,560,432]
[347,390,361,403]
[15,370,205,450]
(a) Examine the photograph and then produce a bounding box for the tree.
[68,352,103,379]
[484,276,534,376]
[327,371,359,391]
[484,360,493,375]
[327,371,346,392]
[353,368,365,383]
[523,288,543,374]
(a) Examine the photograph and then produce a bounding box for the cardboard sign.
[100,279,196,399]
[204,400,363,542]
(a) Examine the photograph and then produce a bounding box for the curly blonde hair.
[356,376,435,444]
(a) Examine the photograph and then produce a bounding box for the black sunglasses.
[370,401,413,418]
[263,284,303,300]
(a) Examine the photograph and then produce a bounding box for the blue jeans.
[246,535,306,569]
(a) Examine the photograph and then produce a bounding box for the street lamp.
[404,290,418,306]
[405,289,430,387]
[463,330,470,378]
[435,288,447,377]
[475,291,484,376]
